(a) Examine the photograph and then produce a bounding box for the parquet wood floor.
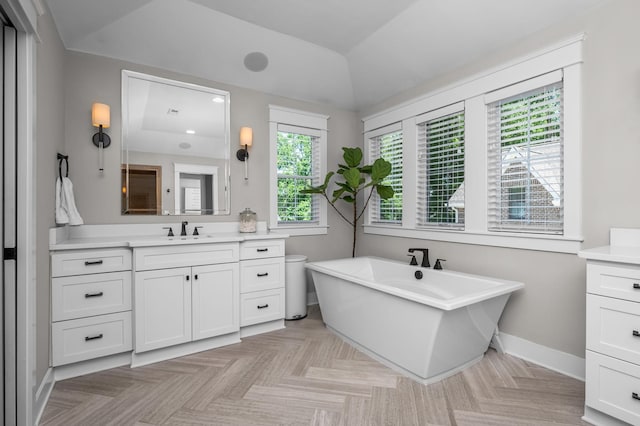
[40,306,588,425]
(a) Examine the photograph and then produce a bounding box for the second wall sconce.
[92,102,111,173]
[237,126,253,180]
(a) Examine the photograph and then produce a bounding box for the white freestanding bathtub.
[306,256,524,384]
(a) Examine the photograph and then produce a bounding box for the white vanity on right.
[579,228,640,426]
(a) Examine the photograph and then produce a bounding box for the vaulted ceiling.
[45,0,606,111]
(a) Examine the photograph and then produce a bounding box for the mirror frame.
[121,70,231,216]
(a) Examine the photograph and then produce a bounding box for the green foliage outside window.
[277,131,315,223]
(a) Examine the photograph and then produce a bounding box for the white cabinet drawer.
[587,294,640,364]
[134,243,239,271]
[240,240,285,260]
[52,271,132,321]
[52,311,132,366]
[51,249,132,277]
[240,288,284,327]
[588,263,640,302]
[586,350,640,425]
[240,258,285,293]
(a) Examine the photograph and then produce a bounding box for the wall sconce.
[237,126,253,180]
[91,102,111,173]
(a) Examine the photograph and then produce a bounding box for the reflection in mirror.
[121,70,230,215]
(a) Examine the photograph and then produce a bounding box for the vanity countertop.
[578,228,640,265]
[50,226,288,251]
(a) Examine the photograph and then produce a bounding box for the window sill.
[269,225,328,236]
[363,225,583,254]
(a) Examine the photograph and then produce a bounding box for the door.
[192,263,239,340]
[1,20,17,426]
[134,267,191,352]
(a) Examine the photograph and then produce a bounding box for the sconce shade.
[92,103,111,128]
[240,127,253,147]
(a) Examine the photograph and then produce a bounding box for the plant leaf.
[359,165,373,174]
[343,167,361,189]
[371,158,392,181]
[376,184,395,199]
[342,195,355,203]
[342,147,363,168]
[331,188,346,202]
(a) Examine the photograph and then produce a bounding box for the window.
[487,82,563,234]
[276,128,319,223]
[368,129,403,224]
[416,107,465,228]
[269,106,328,235]
[362,37,582,253]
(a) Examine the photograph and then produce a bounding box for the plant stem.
[355,187,376,223]
[322,192,353,225]
[352,197,357,257]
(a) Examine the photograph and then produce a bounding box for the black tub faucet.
[408,248,430,268]
[181,221,188,236]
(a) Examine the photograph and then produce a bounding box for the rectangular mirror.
[121,70,230,215]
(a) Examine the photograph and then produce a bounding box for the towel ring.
[57,153,69,180]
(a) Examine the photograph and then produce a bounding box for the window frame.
[269,105,329,236]
[362,35,584,253]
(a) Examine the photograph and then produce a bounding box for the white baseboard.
[500,332,585,381]
[34,368,55,425]
[306,292,318,305]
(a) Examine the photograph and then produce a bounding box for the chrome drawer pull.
[634,283,640,289]
[257,248,269,252]
[257,304,269,309]
[84,291,104,298]
[84,260,104,266]
[85,333,103,341]
[257,272,269,277]
[633,392,640,401]
[633,330,640,337]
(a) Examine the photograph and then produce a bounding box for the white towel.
[55,176,84,226]
[55,177,69,225]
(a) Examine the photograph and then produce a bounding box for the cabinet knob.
[84,260,104,266]
[634,283,640,289]
[186,275,190,281]
[633,392,640,401]
[84,291,104,298]
[257,304,269,309]
[633,330,640,337]
[194,274,198,280]
[257,272,269,277]
[257,248,268,252]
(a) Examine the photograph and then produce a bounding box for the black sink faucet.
[408,248,430,268]
[181,221,188,236]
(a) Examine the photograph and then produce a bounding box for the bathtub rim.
[306,256,524,311]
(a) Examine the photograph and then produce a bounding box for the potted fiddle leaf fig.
[301,147,394,257]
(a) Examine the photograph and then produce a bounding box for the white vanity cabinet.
[50,248,133,366]
[580,229,640,426]
[239,239,286,335]
[584,261,640,425]
[133,243,240,353]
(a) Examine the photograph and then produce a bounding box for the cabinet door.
[192,263,239,341]
[135,267,191,353]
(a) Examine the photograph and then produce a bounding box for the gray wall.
[35,11,66,384]
[358,0,640,357]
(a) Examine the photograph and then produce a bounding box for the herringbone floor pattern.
[41,306,588,425]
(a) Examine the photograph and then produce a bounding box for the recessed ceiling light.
[244,51,269,72]
[186,129,196,134]
[212,97,224,103]
[179,142,191,149]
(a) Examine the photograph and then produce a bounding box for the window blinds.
[416,111,465,228]
[487,82,564,234]
[276,125,321,224]
[369,130,403,224]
